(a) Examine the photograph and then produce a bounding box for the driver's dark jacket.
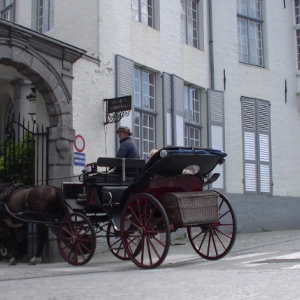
[114,137,140,175]
[116,137,140,159]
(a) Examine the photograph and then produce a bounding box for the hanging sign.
[104,95,131,124]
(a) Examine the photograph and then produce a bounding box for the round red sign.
[74,135,85,152]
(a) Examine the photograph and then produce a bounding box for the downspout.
[208,0,214,89]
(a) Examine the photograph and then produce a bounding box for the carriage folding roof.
[119,147,227,204]
[135,146,226,180]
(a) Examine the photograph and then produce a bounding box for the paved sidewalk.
[1,229,300,281]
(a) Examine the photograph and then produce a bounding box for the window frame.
[296,0,300,24]
[0,0,14,22]
[5,100,14,125]
[133,67,157,160]
[295,1,300,70]
[183,85,202,147]
[131,0,155,28]
[180,0,199,48]
[37,0,54,34]
[237,0,263,67]
[297,28,300,70]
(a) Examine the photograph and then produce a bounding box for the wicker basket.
[160,191,219,226]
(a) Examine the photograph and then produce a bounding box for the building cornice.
[0,19,86,63]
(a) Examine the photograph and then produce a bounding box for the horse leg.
[9,227,20,266]
[28,224,47,265]
[0,229,8,259]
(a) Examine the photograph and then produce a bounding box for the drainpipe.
[208,0,215,89]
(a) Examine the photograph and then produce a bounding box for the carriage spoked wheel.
[106,221,130,260]
[120,193,170,269]
[187,191,237,260]
[57,212,96,266]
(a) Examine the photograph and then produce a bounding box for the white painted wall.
[14,0,98,58]
[212,1,299,195]
[47,0,99,58]
[10,0,300,196]
[72,57,113,176]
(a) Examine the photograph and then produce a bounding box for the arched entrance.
[0,20,85,187]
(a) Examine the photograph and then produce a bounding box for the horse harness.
[0,184,36,220]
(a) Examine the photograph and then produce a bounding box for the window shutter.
[257,99,272,194]
[207,89,225,190]
[241,97,272,195]
[172,75,184,146]
[115,55,134,129]
[163,73,173,146]
[241,97,257,193]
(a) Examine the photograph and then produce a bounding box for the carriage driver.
[116,126,140,159]
[110,126,140,174]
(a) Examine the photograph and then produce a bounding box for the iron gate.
[1,117,49,186]
[0,117,49,262]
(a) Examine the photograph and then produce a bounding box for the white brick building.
[1,0,300,198]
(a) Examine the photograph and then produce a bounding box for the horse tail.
[54,187,70,220]
[48,187,70,237]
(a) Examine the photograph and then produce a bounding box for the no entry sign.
[74,135,85,153]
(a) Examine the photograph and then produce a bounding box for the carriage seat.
[101,186,127,206]
[94,157,146,183]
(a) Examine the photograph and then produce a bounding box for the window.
[115,56,157,160]
[131,0,154,28]
[297,29,300,70]
[0,100,14,140]
[0,0,14,21]
[241,97,271,194]
[133,68,156,160]
[38,0,54,33]
[184,85,201,147]
[237,0,263,66]
[296,0,300,24]
[5,100,14,125]
[180,0,199,48]
[295,1,300,69]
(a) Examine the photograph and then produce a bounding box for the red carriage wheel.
[57,212,96,266]
[120,193,170,269]
[187,191,237,260]
[106,221,130,260]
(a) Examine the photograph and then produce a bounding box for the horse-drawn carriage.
[0,146,236,268]
[59,147,237,269]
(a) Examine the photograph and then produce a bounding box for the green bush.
[0,132,35,185]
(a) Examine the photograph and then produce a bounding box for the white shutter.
[242,98,257,193]
[163,73,172,146]
[115,55,134,128]
[208,89,225,190]
[242,98,272,194]
[172,75,184,146]
[257,100,271,194]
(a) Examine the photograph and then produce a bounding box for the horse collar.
[3,184,29,203]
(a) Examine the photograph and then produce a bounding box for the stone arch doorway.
[0,20,85,187]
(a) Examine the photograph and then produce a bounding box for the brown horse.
[0,183,69,265]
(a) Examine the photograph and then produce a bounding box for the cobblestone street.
[1,230,300,299]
